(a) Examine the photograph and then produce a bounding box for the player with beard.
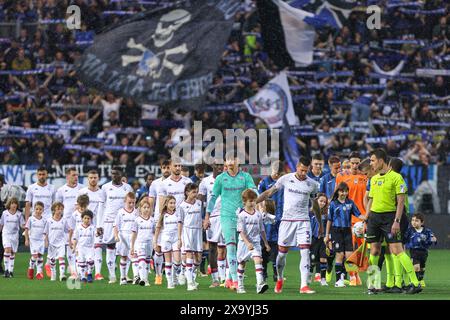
[158,160,192,286]
[148,160,171,285]
[54,167,84,278]
[198,161,225,287]
[78,170,106,280]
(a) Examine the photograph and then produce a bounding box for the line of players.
[0,152,436,293]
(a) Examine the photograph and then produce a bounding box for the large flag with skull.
[75,0,240,109]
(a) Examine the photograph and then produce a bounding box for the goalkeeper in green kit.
[203,154,257,291]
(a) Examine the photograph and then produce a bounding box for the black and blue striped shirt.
[327,198,361,228]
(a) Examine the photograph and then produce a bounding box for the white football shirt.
[25,183,55,218]
[73,224,96,247]
[132,216,155,243]
[0,210,25,235]
[198,175,221,217]
[78,187,106,226]
[44,217,69,246]
[178,200,203,229]
[237,209,264,243]
[55,183,85,219]
[114,208,139,235]
[274,173,319,221]
[25,215,47,241]
[100,181,133,225]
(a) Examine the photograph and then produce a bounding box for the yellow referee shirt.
[369,170,407,213]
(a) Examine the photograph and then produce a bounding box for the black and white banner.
[75,0,240,109]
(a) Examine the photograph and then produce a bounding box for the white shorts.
[237,240,262,263]
[2,234,19,252]
[30,239,45,255]
[182,228,203,252]
[102,219,115,245]
[207,216,225,246]
[116,233,132,257]
[160,232,179,253]
[48,244,66,259]
[278,220,311,248]
[76,246,94,262]
[134,241,153,258]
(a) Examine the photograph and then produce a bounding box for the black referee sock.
[327,257,334,273]
[335,263,343,282]
[320,263,327,279]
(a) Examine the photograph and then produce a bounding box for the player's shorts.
[182,227,203,252]
[116,233,133,257]
[102,218,115,245]
[76,246,94,262]
[220,216,238,246]
[30,239,45,255]
[207,216,225,246]
[310,236,327,261]
[2,233,19,252]
[160,232,180,253]
[237,240,262,263]
[410,249,428,269]
[134,241,153,258]
[330,227,353,253]
[47,244,66,259]
[366,212,402,244]
[277,220,311,248]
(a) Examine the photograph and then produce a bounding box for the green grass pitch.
[1,250,449,300]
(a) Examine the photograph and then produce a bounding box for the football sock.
[320,263,327,279]
[119,258,127,279]
[87,261,94,275]
[326,257,334,273]
[49,258,56,276]
[3,254,10,271]
[237,265,245,288]
[396,252,419,286]
[255,263,264,285]
[226,243,238,282]
[36,257,42,274]
[392,254,403,288]
[335,263,343,283]
[94,245,103,275]
[384,253,395,287]
[165,263,173,286]
[29,257,36,270]
[106,248,116,279]
[59,258,66,277]
[369,254,379,267]
[193,263,200,281]
[154,252,164,276]
[77,260,86,279]
[217,257,226,282]
[276,250,287,281]
[138,256,147,281]
[185,258,194,284]
[300,249,310,288]
[131,256,139,278]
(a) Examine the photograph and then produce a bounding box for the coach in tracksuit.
[258,161,284,282]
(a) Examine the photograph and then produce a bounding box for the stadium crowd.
[0,0,449,173]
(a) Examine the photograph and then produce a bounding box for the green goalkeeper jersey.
[207,170,257,219]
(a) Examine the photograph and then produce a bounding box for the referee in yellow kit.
[366,148,422,294]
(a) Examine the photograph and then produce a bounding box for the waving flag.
[75,0,240,109]
[257,0,328,68]
[295,0,358,29]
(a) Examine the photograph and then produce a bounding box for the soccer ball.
[352,221,365,238]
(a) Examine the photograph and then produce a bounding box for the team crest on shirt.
[377,181,382,186]
[354,179,358,184]
[306,181,310,187]
[290,180,294,183]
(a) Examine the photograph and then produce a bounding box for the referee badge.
[377,181,382,186]
[400,184,406,193]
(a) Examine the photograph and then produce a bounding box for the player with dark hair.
[366,148,422,294]
[258,156,319,294]
[404,213,437,288]
[308,154,325,182]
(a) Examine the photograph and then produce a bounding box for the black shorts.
[310,237,327,262]
[366,212,403,244]
[330,227,353,253]
[410,249,428,269]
